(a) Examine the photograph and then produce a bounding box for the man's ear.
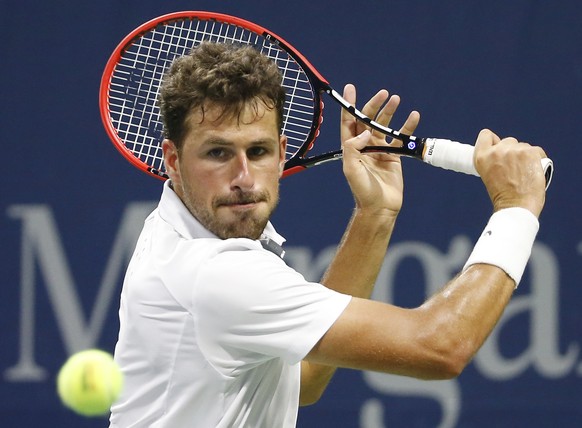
[278,135,287,177]
[162,139,181,185]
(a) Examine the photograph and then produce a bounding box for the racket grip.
[422,138,554,190]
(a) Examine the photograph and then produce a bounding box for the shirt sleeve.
[193,245,352,368]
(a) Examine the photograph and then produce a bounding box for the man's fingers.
[340,84,358,142]
[362,90,392,124]
[475,129,501,151]
[396,110,420,141]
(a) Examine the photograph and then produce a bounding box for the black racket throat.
[283,139,427,175]
[361,140,425,157]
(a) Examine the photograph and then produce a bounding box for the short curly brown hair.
[159,42,286,151]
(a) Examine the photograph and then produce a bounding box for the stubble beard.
[180,182,279,240]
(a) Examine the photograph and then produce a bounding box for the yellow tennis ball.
[57,349,123,417]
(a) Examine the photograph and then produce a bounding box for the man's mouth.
[216,193,267,210]
[222,201,257,209]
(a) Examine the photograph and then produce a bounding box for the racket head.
[99,11,326,180]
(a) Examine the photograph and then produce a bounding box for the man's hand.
[474,129,547,217]
[340,84,420,217]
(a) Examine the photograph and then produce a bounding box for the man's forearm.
[300,209,397,405]
[322,208,397,297]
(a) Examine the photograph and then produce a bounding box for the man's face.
[163,101,287,240]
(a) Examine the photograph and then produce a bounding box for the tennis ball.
[57,349,123,417]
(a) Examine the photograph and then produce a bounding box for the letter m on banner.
[4,202,154,382]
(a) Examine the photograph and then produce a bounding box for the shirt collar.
[158,180,286,246]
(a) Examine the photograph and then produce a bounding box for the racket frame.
[99,11,426,181]
[100,11,328,180]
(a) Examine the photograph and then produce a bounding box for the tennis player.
[109,42,547,427]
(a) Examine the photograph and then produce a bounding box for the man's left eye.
[248,147,268,158]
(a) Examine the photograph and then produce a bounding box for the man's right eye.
[207,148,226,158]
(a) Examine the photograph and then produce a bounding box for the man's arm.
[305,129,547,380]
[300,85,420,405]
[299,209,397,405]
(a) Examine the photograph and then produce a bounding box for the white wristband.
[463,207,539,287]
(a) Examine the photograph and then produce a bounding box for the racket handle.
[422,138,554,190]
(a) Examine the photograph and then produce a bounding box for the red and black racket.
[100,11,553,188]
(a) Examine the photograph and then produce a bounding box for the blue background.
[1,0,581,426]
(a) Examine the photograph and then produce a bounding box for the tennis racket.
[100,11,553,189]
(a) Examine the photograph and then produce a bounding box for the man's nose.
[230,153,254,190]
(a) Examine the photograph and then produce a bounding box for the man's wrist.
[463,207,539,287]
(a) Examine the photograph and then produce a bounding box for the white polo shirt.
[109,181,352,428]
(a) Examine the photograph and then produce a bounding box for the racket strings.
[106,17,320,173]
